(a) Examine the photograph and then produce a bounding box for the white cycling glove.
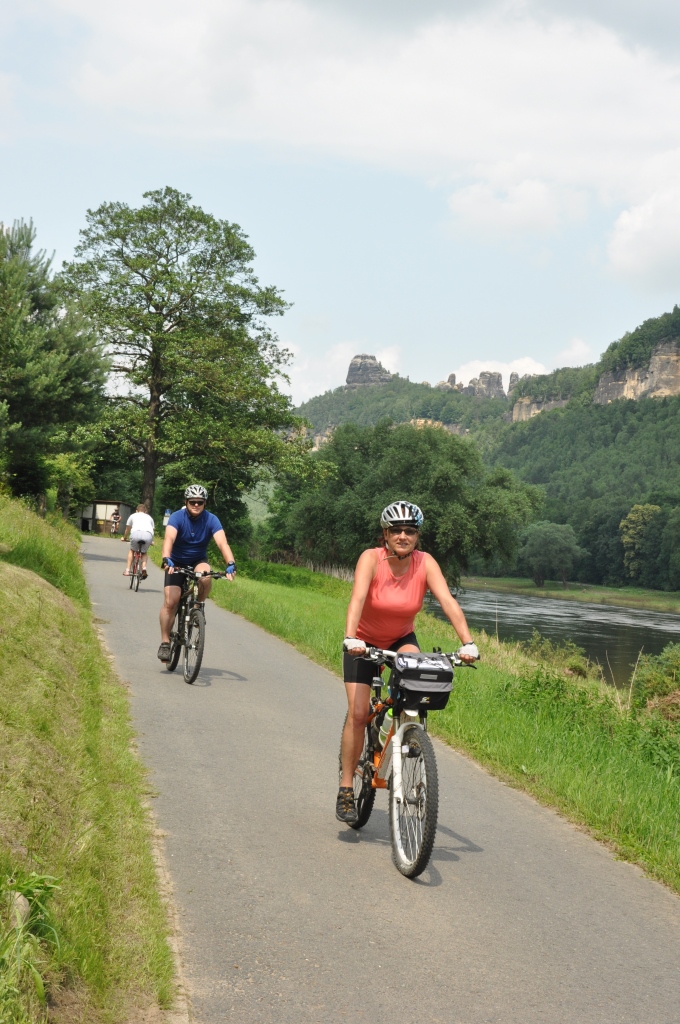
[457,642,480,660]
[343,637,367,653]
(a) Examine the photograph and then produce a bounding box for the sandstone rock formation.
[508,371,519,392]
[434,373,457,391]
[410,418,469,435]
[593,339,680,404]
[345,354,393,388]
[512,397,569,422]
[465,371,506,399]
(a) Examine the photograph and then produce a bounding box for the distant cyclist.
[110,507,121,536]
[337,500,479,823]
[122,504,155,579]
[157,485,236,662]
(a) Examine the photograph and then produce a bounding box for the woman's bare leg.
[340,683,371,787]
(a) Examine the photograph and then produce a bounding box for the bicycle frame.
[360,647,467,800]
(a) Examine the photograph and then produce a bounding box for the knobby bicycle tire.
[166,609,182,672]
[389,724,438,878]
[338,712,376,829]
[183,607,205,684]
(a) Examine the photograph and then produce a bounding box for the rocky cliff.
[512,397,569,422]
[463,371,506,399]
[345,354,393,388]
[593,339,680,404]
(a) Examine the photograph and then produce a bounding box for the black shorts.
[343,631,420,684]
[164,559,209,589]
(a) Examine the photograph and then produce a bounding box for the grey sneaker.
[336,787,358,824]
[157,642,171,662]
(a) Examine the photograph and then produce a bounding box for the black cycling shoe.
[157,642,171,662]
[336,786,358,824]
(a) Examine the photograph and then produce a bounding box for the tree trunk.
[141,386,161,512]
[533,571,544,587]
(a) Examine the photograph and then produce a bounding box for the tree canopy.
[62,187,308,512]
[261,422,541,584]
[517,521,586,587]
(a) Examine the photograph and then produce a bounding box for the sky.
[2,0,680,403]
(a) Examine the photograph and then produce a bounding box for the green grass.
[210,571,680,893]
[0,503,174,1022]
[463,574,680,613]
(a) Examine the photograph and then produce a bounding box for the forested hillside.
[297,375,510,433]
[487,396,680,586]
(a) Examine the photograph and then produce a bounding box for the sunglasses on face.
[387,526,418,537]
[187,500,205,507]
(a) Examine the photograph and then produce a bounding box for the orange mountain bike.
[340,647,475,878]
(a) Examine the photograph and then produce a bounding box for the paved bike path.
[82,536,680,1024]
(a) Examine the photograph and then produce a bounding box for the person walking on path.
[122,504,155,578]
[157,485,236,662]
[338,500,479,823]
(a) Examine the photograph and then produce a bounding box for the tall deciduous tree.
[63,187,307,512]
[517,521,586,587]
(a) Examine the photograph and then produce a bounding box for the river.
[426,589,680,687]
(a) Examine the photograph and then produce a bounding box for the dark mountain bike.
[340,647,475,878]
[165,568,226,684]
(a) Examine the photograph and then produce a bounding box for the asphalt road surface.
[82,536,680,1024]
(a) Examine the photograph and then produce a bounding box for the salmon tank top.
[356,548,428,649]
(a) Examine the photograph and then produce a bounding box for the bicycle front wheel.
[183,608,205,684]
[166,612,182,672]
[389,725,439,878]
[338,714,376,829]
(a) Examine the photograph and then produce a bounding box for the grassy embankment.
[463,575,680,614]
[206,556,680,893]
[0,499,174,1023]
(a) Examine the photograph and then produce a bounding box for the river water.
[426,588,680,688]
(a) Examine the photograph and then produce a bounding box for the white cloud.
[284,340,357,404]
[375,346,401,374]
[28,0,680,283]
[555,337,593,365]
[608,186,680,289]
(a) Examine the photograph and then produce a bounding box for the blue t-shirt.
[168,508,223,564]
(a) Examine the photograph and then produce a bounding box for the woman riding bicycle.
[338,500,479,823]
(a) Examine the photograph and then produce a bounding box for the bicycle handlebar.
[165,567,228,580]
[361,646,476,668]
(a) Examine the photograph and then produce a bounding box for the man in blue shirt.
[157,484,236,662]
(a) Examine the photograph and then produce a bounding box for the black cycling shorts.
[164,559,209,589]
[343,631,420,685]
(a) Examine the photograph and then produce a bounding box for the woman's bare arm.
[345,549,379,638]
[425,555,473,646]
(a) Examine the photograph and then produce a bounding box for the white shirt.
[126,511,155,535]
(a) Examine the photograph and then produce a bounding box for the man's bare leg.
[160,585,182,643]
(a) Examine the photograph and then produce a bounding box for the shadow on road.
[337,811,483,887]
[185,666,248,687]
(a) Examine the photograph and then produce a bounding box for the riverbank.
[0,503,174,1023]
[208,568,680,894]
[462,575,680,614]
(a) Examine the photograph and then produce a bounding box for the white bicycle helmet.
[380,501,424,529]
[184,484,208,502]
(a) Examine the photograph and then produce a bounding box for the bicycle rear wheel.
[133,554,141,591]
[338,714,376,829]
[183,607,205,684]
[129,557,135,589]
[389,724,438,878]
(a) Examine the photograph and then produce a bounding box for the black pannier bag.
[390,652,454,711]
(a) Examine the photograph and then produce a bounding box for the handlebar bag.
[390,652,454,711]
